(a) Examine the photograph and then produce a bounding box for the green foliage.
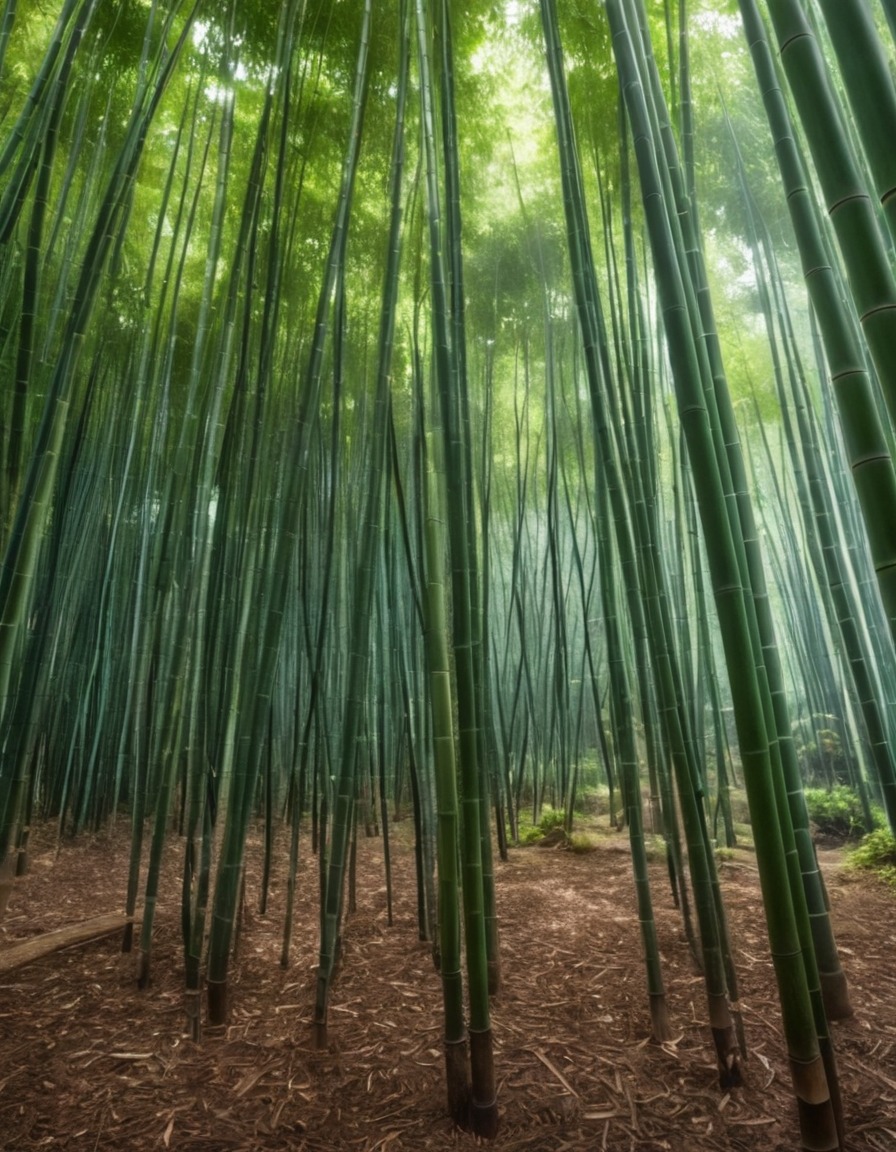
[803,786,879,840]
[538,805,566,833]
[847,828,896,889]
[574,783,609,815]
[568,831,599,854]
[514,804,567,845]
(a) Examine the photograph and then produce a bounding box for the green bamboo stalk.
[0,6,198,858]
[5,0,95,525]
[436,0,502,1006]
[599,477,672,1041]
[415,0,497,1134]
[0,0,17,86]
[540,0,676,1047]
[389,393,437,943]
[608,3,839,1145]
[762,0,896,443]
[204,0,353,1025]
[813,0,896,246]
[421,434,468,1122]
[628,10,846,1127]
[609,132,697,948]
[177,5,243,1024]
[0,0,84,233]
[170,17,283,994]
[313,0,407,1048]
[737,0,896,810]
[714,137,854,1027]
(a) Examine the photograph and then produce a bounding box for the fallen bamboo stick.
[0,912,142,973]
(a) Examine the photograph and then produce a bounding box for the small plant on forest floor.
[803,785,881,840]
[538,805,566,832]
[567,832,599,853]
[847,827,896,889]
[514,805,568,846]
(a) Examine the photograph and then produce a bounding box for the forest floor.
[1,817,895,1152]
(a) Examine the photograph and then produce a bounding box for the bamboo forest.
[3,1,896,1149]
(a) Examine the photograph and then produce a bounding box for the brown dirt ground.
[1,820,895,1152]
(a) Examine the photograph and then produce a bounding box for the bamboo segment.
[763,0,896,438]
[814,0,896,245]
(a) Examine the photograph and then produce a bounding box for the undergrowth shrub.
[803,785,879,840]
[847,828,896,888]
[515,805,567,845]
[538,806,566,833]
[568,832,599,853]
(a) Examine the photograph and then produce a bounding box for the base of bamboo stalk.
[792,1055,840,1152]
[207,978,228,1026]
[711,1027,743,1089]
[468,1027,499,1139]
[818,1034,845,1150]
[185,960,202,1041]
[444,1038,469,1126]
[469,1097,500,1139]
[708,992,742,1088]
[185,989,202,1042]
[121,920,134,953]
[795,1098,841,1152]
[136,949,151,989]
[649,993,674,1043]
